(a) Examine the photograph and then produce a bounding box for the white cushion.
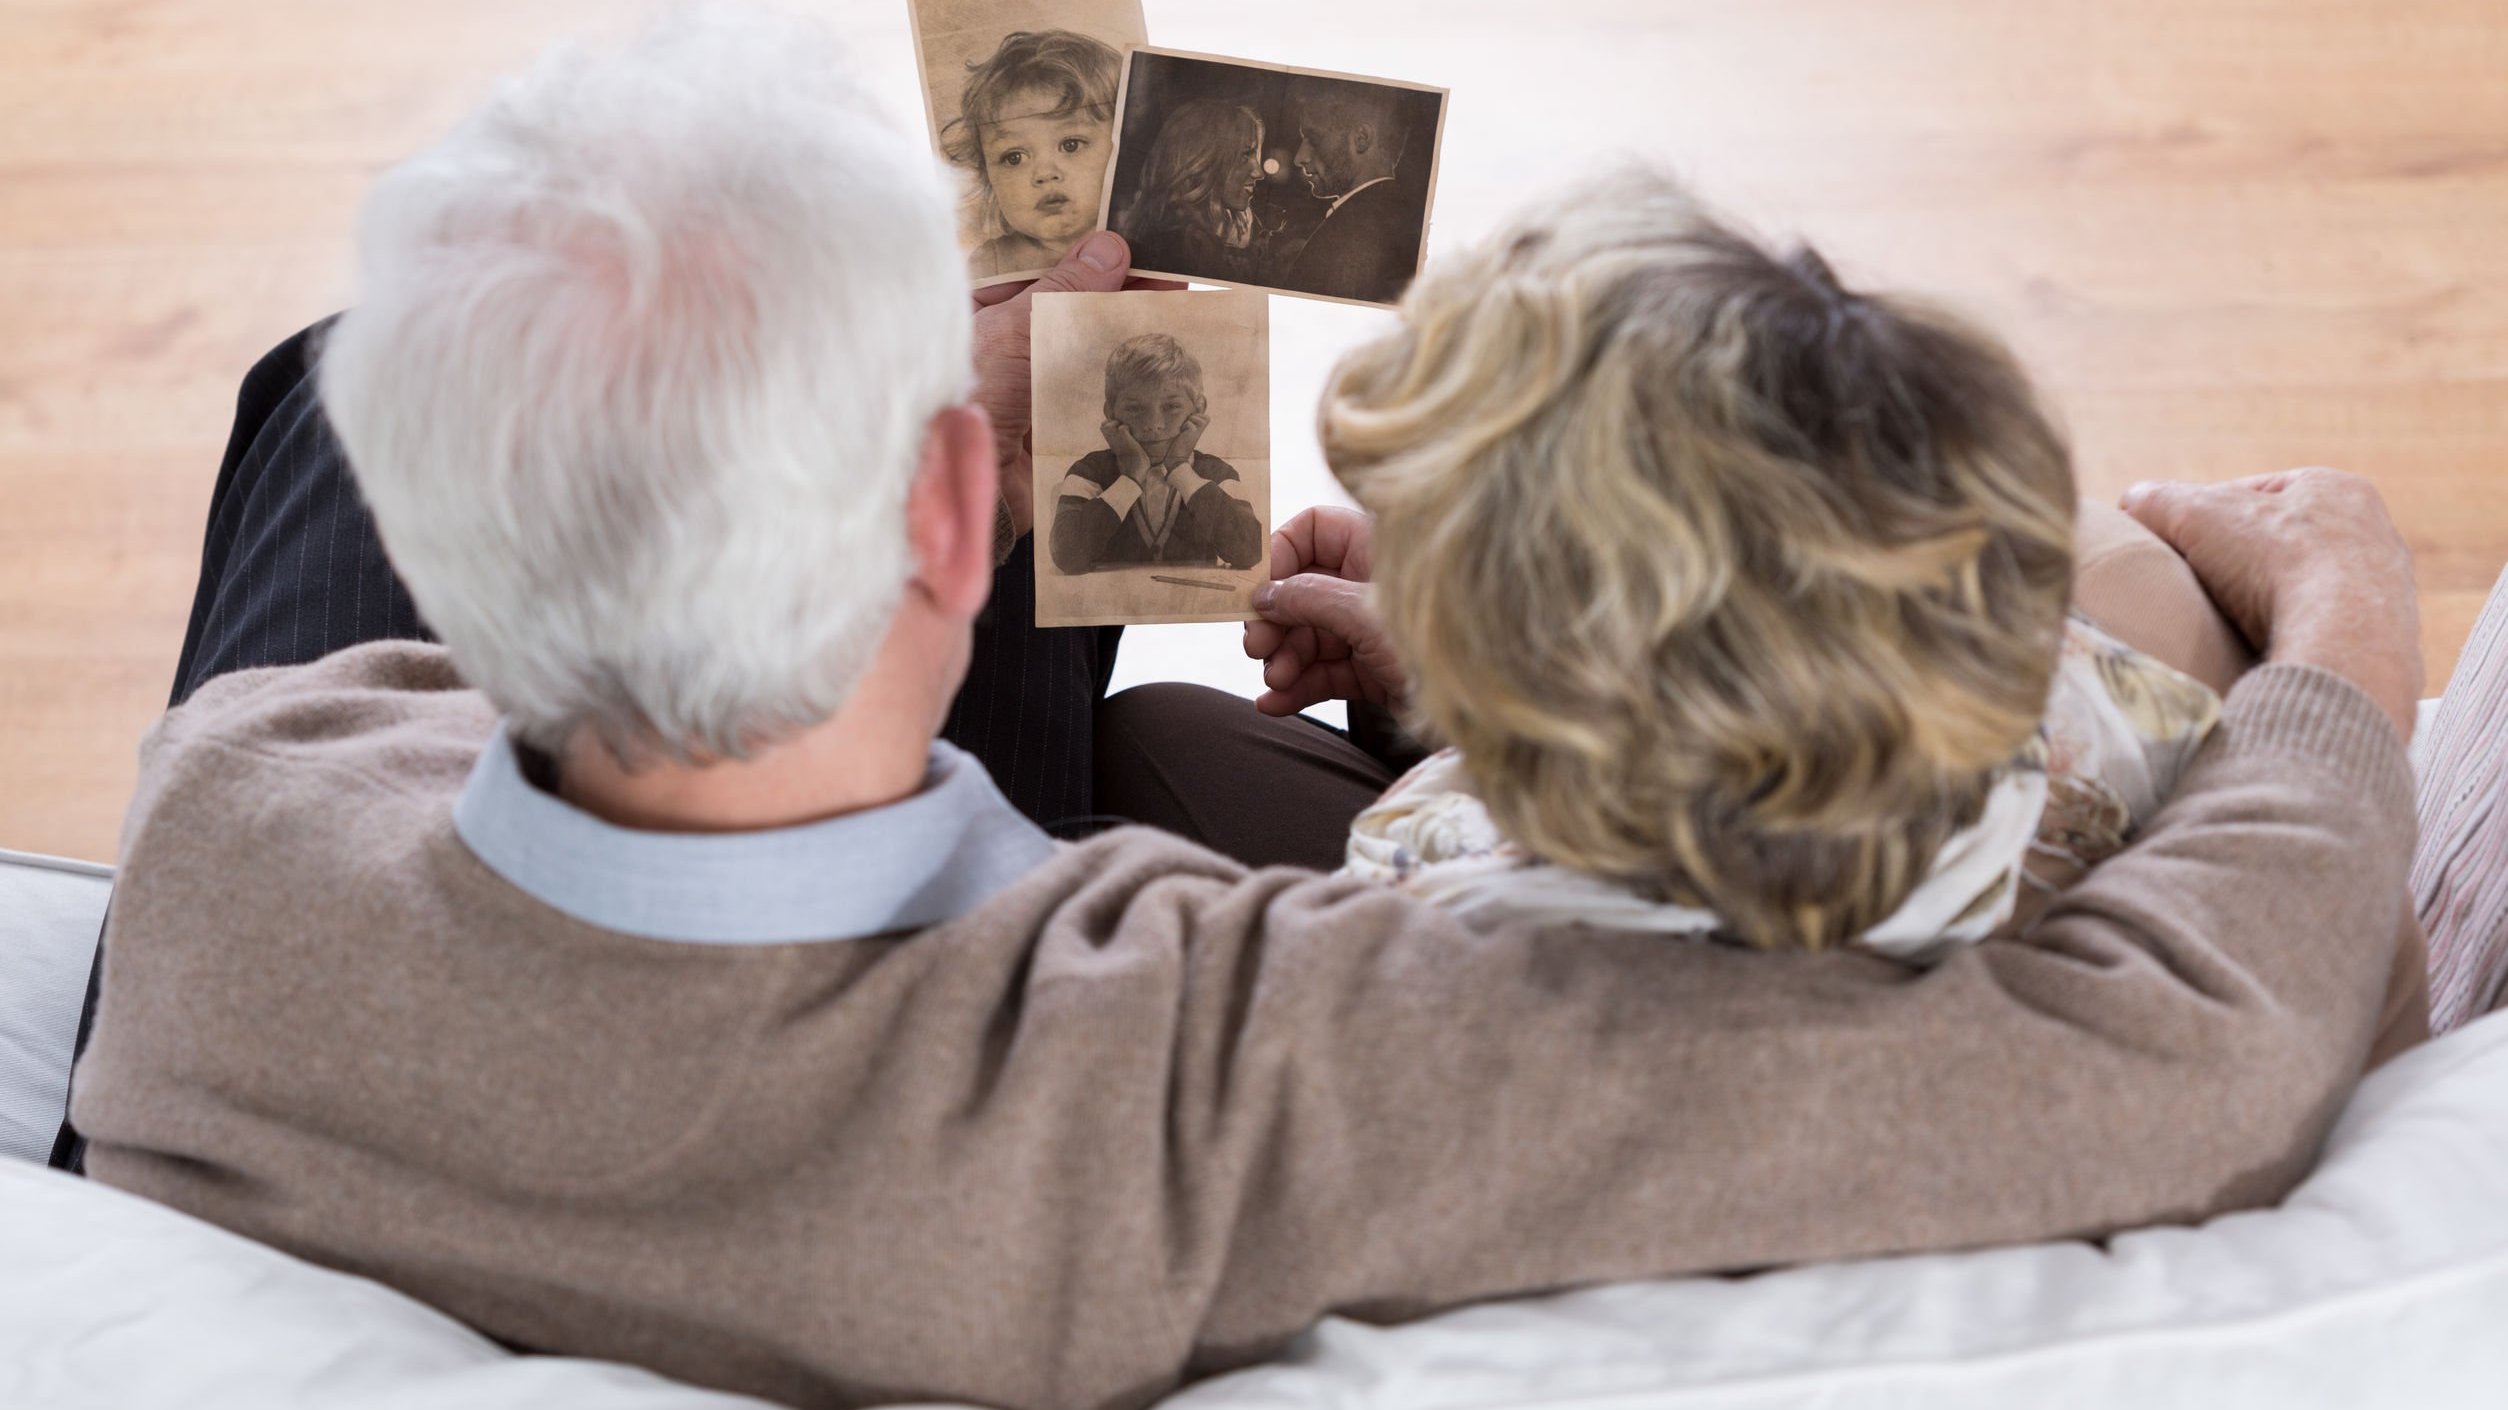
[0,1161,782,1410]
[0,847,110,1165]
[5,1010,2505,1409]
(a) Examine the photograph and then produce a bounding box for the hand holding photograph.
[908,0,1146,285]
[1100,47,1448,307]
[1032,289,1271,627]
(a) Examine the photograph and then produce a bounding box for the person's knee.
[1094,683,1246,844]
[1096,683,1241,766]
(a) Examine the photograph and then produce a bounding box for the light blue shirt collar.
[453,731,1058,944]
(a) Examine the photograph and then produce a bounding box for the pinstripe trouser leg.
[166,317,425,707]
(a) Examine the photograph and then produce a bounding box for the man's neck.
[557,719,931,834]
[555,617,957,834]
[1327,172,1396,218]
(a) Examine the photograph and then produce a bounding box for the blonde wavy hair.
[1321,170,2077,950]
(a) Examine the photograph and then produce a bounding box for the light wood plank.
[3,0,2503,860]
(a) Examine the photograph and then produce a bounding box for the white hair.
[319,2,971,761]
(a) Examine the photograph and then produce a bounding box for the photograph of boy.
[1032,289,1270,627]
[1102,48,1446,307]
[1050,333,1262,576]
[909,0,1146,283]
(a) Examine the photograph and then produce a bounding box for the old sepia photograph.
[1099,47,1447,308]
[1031,289,1270,627]
[908,0,1146,285]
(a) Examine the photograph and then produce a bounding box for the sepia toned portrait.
[1099,47,1447,308]
[1031,289,1270,627]
[908,0,1146,285]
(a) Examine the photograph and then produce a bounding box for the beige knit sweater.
[77,643,2416,1410]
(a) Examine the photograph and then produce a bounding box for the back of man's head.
[320,3,969,763]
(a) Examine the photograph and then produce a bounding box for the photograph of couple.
[1104,48,1447,307]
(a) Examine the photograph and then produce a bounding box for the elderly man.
[65,10,2426,1410]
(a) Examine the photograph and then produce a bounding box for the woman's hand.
[1243,506,1411,717]
[969,232,1183,537]
[2121,467,2423,739]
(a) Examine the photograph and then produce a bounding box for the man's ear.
[906,404,999,621]
[1350,124,1375,158]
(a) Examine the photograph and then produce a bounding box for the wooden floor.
[3,0,2503,861]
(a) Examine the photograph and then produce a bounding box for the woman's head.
[1103,333,1207,460]
[1126,100,1266,233]
[1322,169,2076,950]
[941,30,1120,251]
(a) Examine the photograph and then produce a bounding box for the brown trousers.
[1094,500,2432,1064]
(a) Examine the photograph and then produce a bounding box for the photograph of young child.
[1101,48,1447,307]
[1032,289,1270,627]
[909,0,1146,284]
